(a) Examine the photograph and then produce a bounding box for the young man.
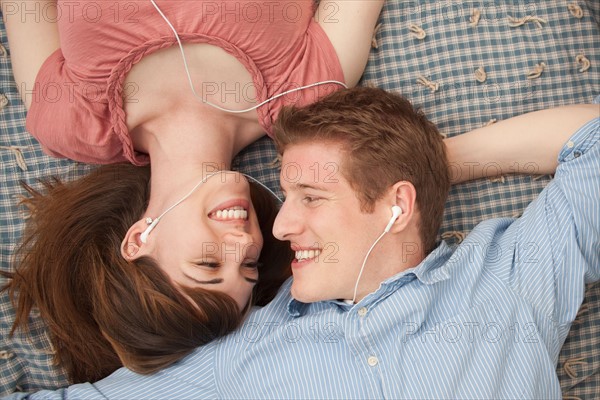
[8,88,599,399]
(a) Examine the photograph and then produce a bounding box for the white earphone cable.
[241,173,283,203]
[140,171,282,243]
[351,230,387,304]
[149,0,347,114]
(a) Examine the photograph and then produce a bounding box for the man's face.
[273,142,387,303]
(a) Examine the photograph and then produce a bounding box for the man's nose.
[273,202,300,240]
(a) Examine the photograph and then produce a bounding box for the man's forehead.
[280,142,345,166]
[279,143,347,189]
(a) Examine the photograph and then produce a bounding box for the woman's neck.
[121,42,266,217]
[136,110,245,218]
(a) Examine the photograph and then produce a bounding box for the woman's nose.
[223,229,252,245]
[222,231,260,261]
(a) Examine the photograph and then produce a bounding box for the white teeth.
[212,208,248,220]
[295,249,321,261]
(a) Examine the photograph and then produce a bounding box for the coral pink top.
[27,0,344,165]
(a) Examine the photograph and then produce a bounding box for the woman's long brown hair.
[2,164,291,383]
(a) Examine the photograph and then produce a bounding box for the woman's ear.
[120,219,153,261]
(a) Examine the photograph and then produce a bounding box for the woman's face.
[147,172,264,310]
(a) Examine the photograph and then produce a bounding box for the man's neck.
[352,229,425,303]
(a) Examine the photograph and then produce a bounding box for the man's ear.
[386,181,417,233]
[120,219,154,261]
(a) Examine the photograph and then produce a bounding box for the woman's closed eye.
[185,261,259,285]
[196,261,260,271]
[242,261,262,270]
[197,261,220,269]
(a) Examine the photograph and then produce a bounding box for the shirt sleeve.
[506,113,600,335]
[3,342,220,399]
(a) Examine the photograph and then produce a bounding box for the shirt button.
[367,356,379,367]
[567,141,575,148]
[358,307,368,317]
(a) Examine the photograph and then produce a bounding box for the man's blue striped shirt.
[9,116,600,399]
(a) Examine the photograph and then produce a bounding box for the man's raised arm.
[446,104,599,183]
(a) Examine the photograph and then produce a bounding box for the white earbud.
[384,205,403,233]
[140,218,160,244]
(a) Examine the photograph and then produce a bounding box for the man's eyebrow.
[288,182,331,192]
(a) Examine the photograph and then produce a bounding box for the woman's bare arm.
[316,0,385,88]
[2,0,60,110]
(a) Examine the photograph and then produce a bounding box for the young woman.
[2,0,385,384]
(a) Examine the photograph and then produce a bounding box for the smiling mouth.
[209,206,248,221]
[295,249,322,262]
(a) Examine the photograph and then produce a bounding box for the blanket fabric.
[1,1,598,397]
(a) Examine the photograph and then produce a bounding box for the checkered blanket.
[1,1,599,396]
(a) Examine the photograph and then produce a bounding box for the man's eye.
[303,196,321,204]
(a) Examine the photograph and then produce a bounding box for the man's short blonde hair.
[273,87,450,254]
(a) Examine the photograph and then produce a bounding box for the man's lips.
[294,249,322,262]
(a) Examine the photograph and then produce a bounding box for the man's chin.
[290,283,326,304]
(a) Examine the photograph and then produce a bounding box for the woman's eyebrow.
[184,274,223,285]
[184,275,258,285]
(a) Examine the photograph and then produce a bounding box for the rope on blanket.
[0,93,8,109]
[409,24,426,40]
[268,154,282,167]
[527,62,546,80]
[0,145,29,171]
[371,23,382,49]
[508,15,547,29]
[0,43,7,59]
[474,66,487,83]
[563,357,588,379]
[469,9,481,27]
[567,3,584,19]
[0,350,15,360]
[416,76,439,93]
[441,231,466,244]
[576,54,591,72]
[489,176,506,184]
